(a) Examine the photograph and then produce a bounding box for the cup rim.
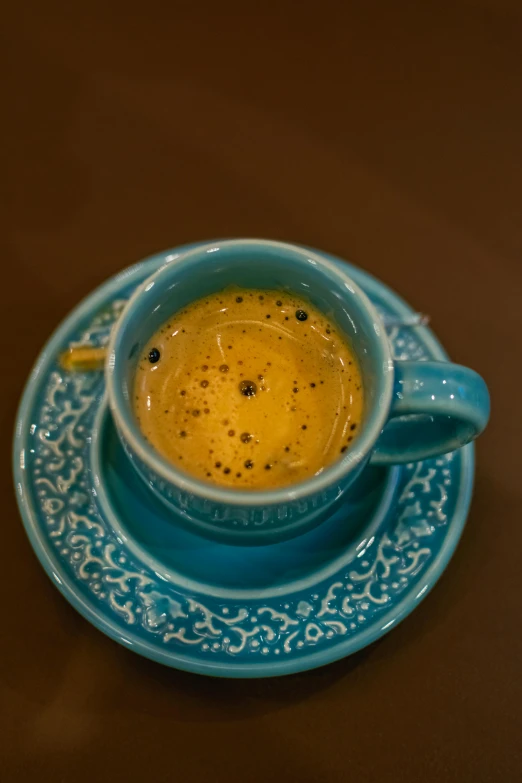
[106,239,394,506]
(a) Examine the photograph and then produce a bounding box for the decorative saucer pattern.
[14,246,473,676]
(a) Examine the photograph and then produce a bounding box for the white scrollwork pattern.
[30,294,458,658]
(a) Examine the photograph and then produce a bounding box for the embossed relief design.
[31,294,456,658]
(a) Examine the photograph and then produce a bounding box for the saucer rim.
[13,243,474,677]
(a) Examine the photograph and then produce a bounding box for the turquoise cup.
[106,240,489,545]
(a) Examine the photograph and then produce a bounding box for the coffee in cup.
[134,287,363,489]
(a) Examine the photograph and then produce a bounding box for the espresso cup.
[106,240,489,544]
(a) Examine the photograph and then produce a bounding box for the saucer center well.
[91,402,400,600]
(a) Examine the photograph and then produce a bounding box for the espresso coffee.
[133,288,363,489]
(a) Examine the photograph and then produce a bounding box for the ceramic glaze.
[13,243,479,677]
[106,240,489,544]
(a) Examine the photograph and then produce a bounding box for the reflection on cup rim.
[106,239,393,508]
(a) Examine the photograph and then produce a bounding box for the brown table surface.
[3,2,522,781]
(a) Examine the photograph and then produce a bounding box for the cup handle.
[370,361,490,465]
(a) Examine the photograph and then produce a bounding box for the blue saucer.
[13,243,474,677]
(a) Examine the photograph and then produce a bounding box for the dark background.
[2,2,521,781]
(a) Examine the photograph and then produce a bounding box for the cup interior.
[108,240,392,498]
